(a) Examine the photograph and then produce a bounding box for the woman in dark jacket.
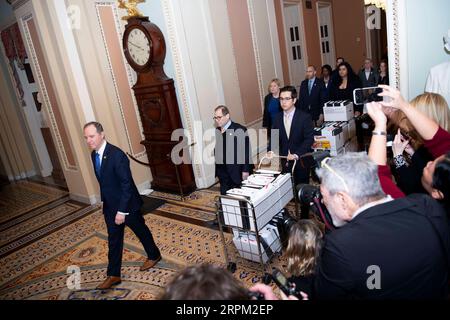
[377,60,389,85]
[329,62,362,114]
[262,78,282,141]
[320,64,333,104]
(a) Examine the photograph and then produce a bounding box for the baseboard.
[136,180,152,194]
[70,192,100,205]
[40,167,53,177]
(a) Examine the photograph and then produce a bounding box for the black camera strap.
[259,235,273,258]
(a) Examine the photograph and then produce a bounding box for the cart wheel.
[262,272,272,285]
[227,262,237,273]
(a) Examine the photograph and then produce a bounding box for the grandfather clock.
[122,16,196,194]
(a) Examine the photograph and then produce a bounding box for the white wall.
[405,0,450,100]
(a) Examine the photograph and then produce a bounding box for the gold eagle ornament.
[118,0,145,20]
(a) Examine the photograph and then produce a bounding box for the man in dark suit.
[358,58,379,88]
[297,65,328,127]
[83,122,161,290]
[314,152,449,299]
[214,106,252,195]
[269,86,314,187]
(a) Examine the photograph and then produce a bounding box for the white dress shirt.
[351,196,393,221]
[283,108,299,160]
[96,140,107,166]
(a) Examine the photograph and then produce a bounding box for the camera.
[353,87,383,105]
[271,268,302,299]
[299,150,330,183]
[297,184,335,231]
[299,150,330,170]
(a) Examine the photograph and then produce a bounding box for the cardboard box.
[233,225,282,263]
[347,118,356,140]
[313,122,346,151]
[221,172,293,231]
[323,100,354,122]
[343,136,358,153]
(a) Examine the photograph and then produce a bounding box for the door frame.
[316,1,336,67]
[281,0,308,86]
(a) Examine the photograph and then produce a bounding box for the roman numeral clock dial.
[124,26,151,69]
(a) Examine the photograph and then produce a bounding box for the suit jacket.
[315,194,450,299]
[269,109,314,158]
[215,121,253,185]
[358,68,379,88]
[91,143,143,216]
[297,78,328,121]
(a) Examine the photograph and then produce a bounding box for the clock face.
[126,28,151,66]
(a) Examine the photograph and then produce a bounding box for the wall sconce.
[364,0,386,11]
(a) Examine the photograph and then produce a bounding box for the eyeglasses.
[279,97,293,102]
[321,157,350,193]
[213,116,224,121]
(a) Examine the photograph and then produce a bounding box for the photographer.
[313,152,449,299]
[370,85,450,211]
[385,93,449,195]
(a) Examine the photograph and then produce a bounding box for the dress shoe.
[96,276,121,290]
[140,256,161,271]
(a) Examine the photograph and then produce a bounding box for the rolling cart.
[215,154,300,279]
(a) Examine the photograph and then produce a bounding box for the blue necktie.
[95,152,101,176]
[308,80,313,95]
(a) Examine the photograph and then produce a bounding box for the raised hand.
[392,129,410,157]
[366,101,387,128]
[377,85,409,110]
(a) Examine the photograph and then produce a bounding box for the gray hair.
[316,152,385,206]
[214,105,230,116]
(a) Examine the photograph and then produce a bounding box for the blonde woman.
[283,220,323,298]
[411,92,450,132]
[262,78,282,140]
[387,93,449,195]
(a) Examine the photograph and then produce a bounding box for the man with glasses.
[214,105,252,195]
[313,152,449,299]
[268,86,314,218]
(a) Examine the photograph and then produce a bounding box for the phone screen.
[353,87,383,105]
[274,271,288,286]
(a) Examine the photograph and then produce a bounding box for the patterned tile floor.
[0,164,303,300]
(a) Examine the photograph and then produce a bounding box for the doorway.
[364,4,388,66]
[283,1,307,87]
[317,2,336,67]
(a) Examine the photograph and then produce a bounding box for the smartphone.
[271,269,299,298]
[353,87,383,105]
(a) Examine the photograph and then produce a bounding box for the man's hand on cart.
[266,151,275,159]
[242,172,249,181]
[286,152,299,161]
